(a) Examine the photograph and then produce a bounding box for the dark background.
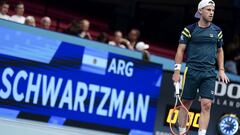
[42,0,240,47]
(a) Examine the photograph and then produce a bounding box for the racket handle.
[174,82,180,95]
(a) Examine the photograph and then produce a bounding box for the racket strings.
[169,95,191,135]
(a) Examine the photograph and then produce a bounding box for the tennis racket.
[169,82,191,135]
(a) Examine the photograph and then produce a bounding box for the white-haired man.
[40,16,51,30]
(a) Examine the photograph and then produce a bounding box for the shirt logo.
[209,34,214,38]
[211,90,214,95]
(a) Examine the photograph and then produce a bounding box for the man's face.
[16,4,24,16]
[128,30,139,41]
[1,4,9,15]
[82,21,90,31]
[27,20,35,27]
[41,19,51,29]
[200,5,215,22]
[114,31,122,43]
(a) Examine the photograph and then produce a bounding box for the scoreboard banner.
[0,22,163,134]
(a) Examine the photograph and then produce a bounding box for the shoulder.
[181,23,197,38]
[10,15,17,20]
[11,15,17,18]
[211,23,222,32]
[108,41,116,45]
[184,23,197,32]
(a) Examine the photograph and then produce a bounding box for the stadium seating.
[6,0,176,58]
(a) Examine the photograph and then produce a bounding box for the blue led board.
[0,20,163,134]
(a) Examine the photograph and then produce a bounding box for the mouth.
[209,16,213,19]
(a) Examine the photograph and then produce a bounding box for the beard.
[203,16,213,23]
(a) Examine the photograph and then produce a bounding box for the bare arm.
[217,48,224,70]
[217,48,230,83]
[175,44,187,64]
[172,44,186,82]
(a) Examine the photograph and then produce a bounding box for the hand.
[86,32,92,40]
[172,71,181,83]
[218,70,230,84]
[120,38,129,44]
[79,31,86,38]
[120,38,133,50]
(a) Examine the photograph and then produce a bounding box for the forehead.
[16,4,24,8]
[130,30,138,34]
[2,4,9,7]
[82,21,89,26]
[115,32,122,36]
[203,5,215,10]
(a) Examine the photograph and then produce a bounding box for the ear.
[199,8,203,15]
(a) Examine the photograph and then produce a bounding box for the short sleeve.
[179,27,191,45]
[217,31,224,48]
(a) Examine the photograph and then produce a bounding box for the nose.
[210,10,214,15]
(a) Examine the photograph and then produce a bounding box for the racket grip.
[174,82,180,95]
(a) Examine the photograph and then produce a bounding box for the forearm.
[175,45,185,64]
[217,48,224,70]
[174,44,186,73]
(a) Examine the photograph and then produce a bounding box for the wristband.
[174,64,181,71]
[219,68,225,71]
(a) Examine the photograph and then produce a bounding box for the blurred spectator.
[96,32,108,43]
[40,16,51,30]
[0,0,10,20]
[225,34,240,74]
[24,16,35,27]
[79,19,92,40]
[10,2,25,24]
[64,19,81,36]
[109,30,132,49]
[128,28,141,48]
[128,28,150,60]
[136,41,150,61]
[128,28,149,51]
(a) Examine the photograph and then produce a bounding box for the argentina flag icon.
[81,47,108,75]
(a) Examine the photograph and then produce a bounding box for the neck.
[198,18,211,28]
[130,40,136,44]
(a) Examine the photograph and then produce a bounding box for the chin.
[206,18,213,22]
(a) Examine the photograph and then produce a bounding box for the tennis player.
[172,0,230,135]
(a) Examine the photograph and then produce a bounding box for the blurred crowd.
[0,1,51,28]
[0,1,150,61]
[224,34,240,75]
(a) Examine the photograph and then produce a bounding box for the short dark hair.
[15,1,24,8]
[0,0,9,6]
[129,28,141,39]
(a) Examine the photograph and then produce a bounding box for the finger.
[220,76,223,82]
[221,77,224,83]
[218,76,220,82]
[222,78,225,83]
[227,77,230,83]
[226,77,230,84]
[224,77,228,84]
[224,77,227,84]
